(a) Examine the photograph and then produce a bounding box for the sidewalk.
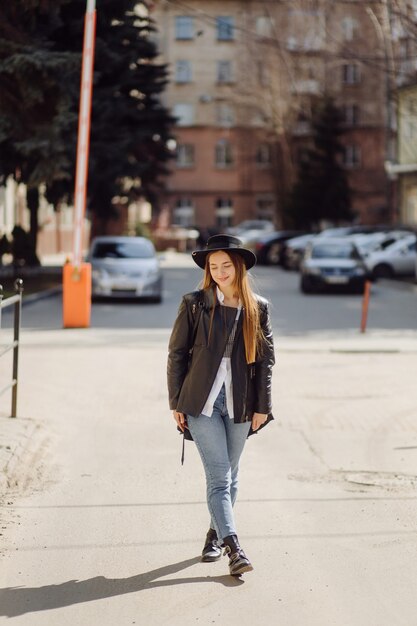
[1,326,417,492]
[1,318,417,624]
[1,324,417,625]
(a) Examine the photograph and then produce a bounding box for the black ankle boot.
[201,528,222,562]
[222,534,253,576]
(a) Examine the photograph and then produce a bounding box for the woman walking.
[167,234,275,576]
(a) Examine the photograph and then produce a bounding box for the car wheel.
[267,243,281,265]
[373,263,394,280]
[300,276,314,294]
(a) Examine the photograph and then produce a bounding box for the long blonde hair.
[201,251,262,363]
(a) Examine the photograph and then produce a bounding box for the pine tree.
[50,0,174,233]
[0,0,174,253]
[287,97,353,230]
[0,1,82,254]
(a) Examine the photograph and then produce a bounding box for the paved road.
[2,259,417,334]
[1,256,417,625]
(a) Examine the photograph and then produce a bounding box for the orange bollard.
[63,262,92,328]
[360,280,371,333]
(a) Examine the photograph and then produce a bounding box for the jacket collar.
[202,287,243,314]
[216,286,242,310]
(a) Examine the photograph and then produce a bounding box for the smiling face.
[208,250,236,291]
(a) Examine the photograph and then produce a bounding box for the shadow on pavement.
[0,556,243,617]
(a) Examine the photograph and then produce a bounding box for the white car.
[365,235,417,279]
[87,236,163,302]
[348,231,411,258]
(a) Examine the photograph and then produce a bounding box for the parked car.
[364,234,417,279]
[282,226,413,271]
[300,239,369,294]
[282,234,318,270]
[87,236,163,302]
[227,220,275,236]
[318,225,382,238]
[350,231,411,258]
[248,230,307,265]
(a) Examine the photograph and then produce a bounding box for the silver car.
[88,236,163,302]
[364,234,417,279]
[300,238,369,294]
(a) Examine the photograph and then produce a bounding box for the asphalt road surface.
[2,263,417,334]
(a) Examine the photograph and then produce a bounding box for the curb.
[22,286,62,306]
[377,278,417,294]
[0,286,62,312]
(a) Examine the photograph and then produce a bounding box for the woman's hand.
[173,410,187,432]
[252,412,268,431]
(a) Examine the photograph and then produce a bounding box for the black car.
[254,231,307,265]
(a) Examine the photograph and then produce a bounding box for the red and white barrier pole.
[63,0,97,328]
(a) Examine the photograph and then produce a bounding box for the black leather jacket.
[167,288,275,425]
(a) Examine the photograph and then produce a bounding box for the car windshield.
[92,241,154,259]
[311,243,360,259]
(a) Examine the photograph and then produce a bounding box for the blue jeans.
[187,385,251,541]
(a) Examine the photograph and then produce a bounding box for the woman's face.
[208,251,236,290]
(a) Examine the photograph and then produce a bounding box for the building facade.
[388,83,417,225]
[152,0,417,228]
[153,0,280,229]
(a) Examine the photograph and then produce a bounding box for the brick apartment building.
[152,0,417,229]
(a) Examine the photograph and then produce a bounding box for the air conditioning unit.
[199,94,212,103]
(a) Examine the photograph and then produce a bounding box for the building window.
[172,103,194,126]
[216,198,234,227]
[400,40,410,61]
[217,60,234,83]
[255,143,272,165]
[341,17,357,41]
[215,139,234,167]
[257,62,270,86]
[216,16,234,41]
[342,104,359,126]
[342,63,361,85]
[216,103,235,127]
[404,117,417,139]
[175,60,192,83]
[251,108,268,127]
[287,8,324,51]
[176,144,195,168]
[342,145,361,168]
[173,198,195,227]
[256,196,275,220]
[256,16,274,38]
[175,16,194,40]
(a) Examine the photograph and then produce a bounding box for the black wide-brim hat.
[192,234,257,270]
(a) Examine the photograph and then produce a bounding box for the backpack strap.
[189,294,205,353]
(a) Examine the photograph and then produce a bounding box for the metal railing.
[0,279,23,417]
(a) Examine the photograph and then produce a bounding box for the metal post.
[360,280,371,334]
[11,279,23,417]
